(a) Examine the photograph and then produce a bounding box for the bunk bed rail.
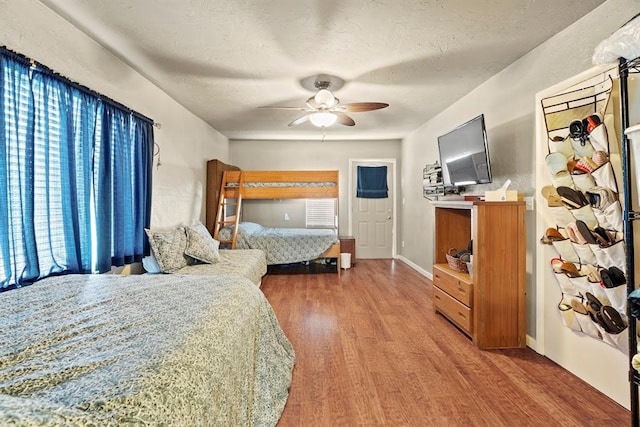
[223,170,339,199]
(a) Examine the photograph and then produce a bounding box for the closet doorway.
[348,159,396,259]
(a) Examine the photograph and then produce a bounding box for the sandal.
[565,222,586,244]
[575,220,598,245]
[571,299,589,315]
[608,266,626,287]
[600,269,615,289]
[601,306,626,334]
[584,114,602,133]
[593,227,614,247]
[550,258,564,273]
[540,227,565,244]
[541,185,563,207]
[585,292,603,312]
[561,262,581,278]
[557,186,589,209]
[592,150,608,167]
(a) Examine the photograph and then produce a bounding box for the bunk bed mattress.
[219,222,338,265]
[175,249,267,286]
[0,274,294,425]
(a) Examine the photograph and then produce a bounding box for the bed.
[0,273,295,425]
[175,248,267,286]
[218,222,338,265]
[207,166,342,272]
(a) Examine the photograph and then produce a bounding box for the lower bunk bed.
[0,273,294,425]
[218,222,340,270]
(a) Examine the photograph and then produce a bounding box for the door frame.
[347,158,397,258]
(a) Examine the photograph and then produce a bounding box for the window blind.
[305,199,336,228]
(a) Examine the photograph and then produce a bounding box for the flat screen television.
[437,114,492,186]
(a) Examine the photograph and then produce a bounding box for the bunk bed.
[207,165,341,272]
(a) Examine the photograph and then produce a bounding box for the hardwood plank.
[261,259,630,426]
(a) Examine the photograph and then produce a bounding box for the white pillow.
[184,223,221,264]
[145,227,189,273]
[142,253,161,274]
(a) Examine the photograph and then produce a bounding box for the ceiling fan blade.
[259,106,309,111]
[335,113,355,126]
[339,102,389,112]
[288,114,311,127]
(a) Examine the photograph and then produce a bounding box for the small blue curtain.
[357,165,388,198]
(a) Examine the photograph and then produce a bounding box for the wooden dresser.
[432,200,526,349]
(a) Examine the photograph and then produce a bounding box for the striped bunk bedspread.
[218,222,338,265]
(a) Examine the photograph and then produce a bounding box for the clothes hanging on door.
[357,165,388,198]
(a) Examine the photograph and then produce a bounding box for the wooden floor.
[260,259,630,426]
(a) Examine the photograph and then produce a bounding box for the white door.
[352,161,394,259]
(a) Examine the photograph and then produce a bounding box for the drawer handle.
[457,287,465,293]
[458,312,466,319]
[435,294,441,300]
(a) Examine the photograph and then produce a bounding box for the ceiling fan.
[259,75,389,128]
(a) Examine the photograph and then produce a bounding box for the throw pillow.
[142,253,162,274]
[145,227,189,273]
[184,223,221,264]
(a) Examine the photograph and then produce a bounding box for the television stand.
[431,200,526,349]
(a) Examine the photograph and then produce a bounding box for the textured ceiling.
[40,0,606,141]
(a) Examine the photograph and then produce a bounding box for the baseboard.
[526,335,542,354]
[396,255,432,280]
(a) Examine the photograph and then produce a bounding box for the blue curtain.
[1,48,154,288]
[0,54,36,287]
[31,70,98,276]
[95,106,153,273]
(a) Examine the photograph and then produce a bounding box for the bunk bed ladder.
[213,171,244,249]
[619,56,640,427]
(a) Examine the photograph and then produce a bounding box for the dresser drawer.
[432,265,472,307]
[434,287,473,334]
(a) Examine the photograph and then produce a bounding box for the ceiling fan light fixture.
[314,88,337,108]
[309,112,338,127]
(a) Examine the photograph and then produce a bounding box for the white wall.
[400,0,637,407]
[230,139,401,232]
[0,0,229,229]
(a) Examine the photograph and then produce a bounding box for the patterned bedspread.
[218,222,338,265]
[0,274,295,426]
[175,249,267,286]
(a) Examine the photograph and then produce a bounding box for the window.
[0,48,153,290]
[305,199,337,228]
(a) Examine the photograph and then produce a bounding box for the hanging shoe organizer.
[539,74,631,353]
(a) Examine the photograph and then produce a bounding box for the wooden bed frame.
[206,165,341,274]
